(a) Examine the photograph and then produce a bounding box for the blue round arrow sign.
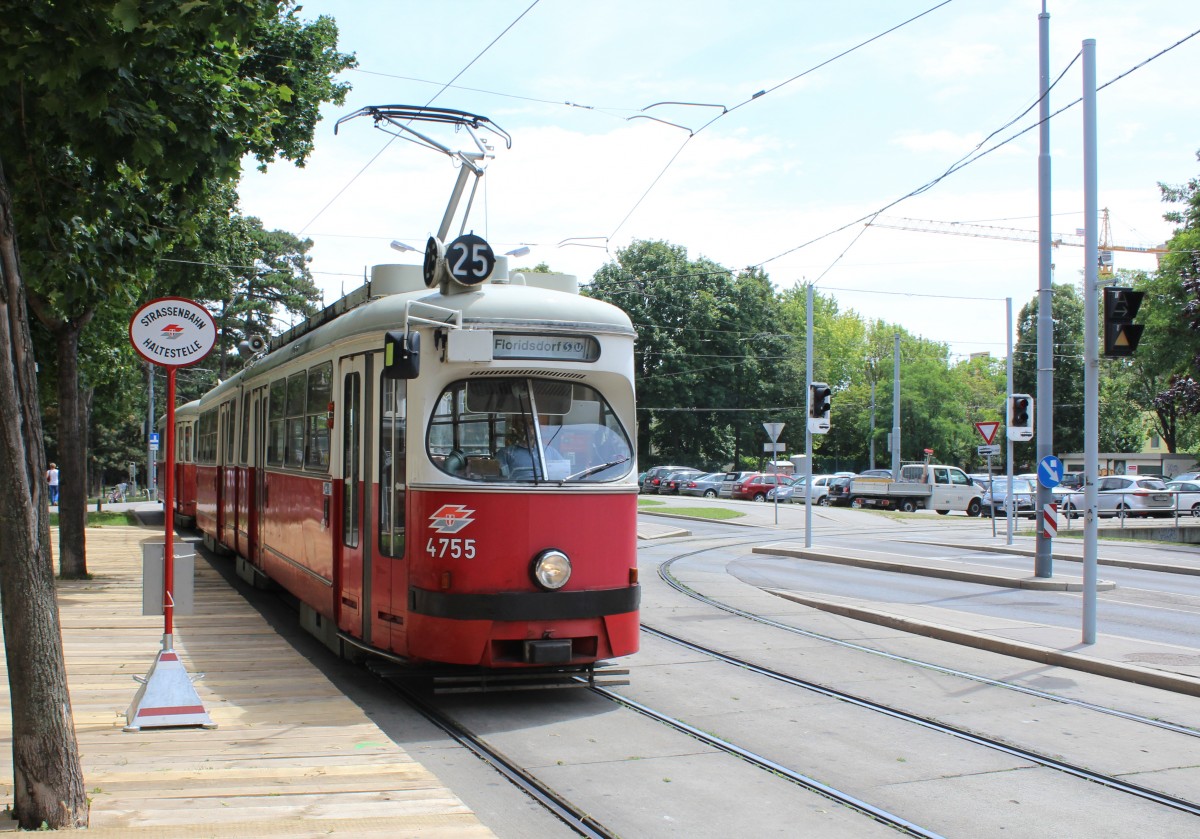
[1038,455,1063,489]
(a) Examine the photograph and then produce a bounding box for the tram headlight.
[531,549,571,591]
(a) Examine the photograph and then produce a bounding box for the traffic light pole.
[891,333,900,478]
[805,283,813,548]
[1006,299,1014,546]
[1034,3,1054,578]
[1082,38,1099,644]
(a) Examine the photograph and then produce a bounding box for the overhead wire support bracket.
[626,101,728,135]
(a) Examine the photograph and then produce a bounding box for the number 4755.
[426,537,476,559]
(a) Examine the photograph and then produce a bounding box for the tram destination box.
[141,542,195,616]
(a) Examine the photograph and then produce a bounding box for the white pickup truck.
[849,464,984,516]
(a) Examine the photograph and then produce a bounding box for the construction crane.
[867,209,1168,278]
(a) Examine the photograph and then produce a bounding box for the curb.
[906,540,1200,577]
[752,544,1115,592]
[764,587,1200,699]
[638,509,757,528]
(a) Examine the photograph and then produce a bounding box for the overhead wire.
[607,0,957,241]
[758,25,1200,276]
[296,0,543,235]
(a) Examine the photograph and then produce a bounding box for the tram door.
[336,355,367,637]
[250,385,269,567]
[234,390,252,557]
[217,400,232,546]
[218,400,234,552]
[373,368,408,654]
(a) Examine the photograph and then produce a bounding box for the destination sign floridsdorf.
[129,297,216,367]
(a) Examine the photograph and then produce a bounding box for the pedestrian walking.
[46,462,59,505]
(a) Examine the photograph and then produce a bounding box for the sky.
[237,0,1200,361]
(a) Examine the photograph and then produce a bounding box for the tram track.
[635,623,1200,818]
[654,536,1200,738]
[370,662,621,839]
[370,651,950,838]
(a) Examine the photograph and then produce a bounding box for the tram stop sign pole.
[124,297,217,731]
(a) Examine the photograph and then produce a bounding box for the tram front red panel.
[403,490,640,667]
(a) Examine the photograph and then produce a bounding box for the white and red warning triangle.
[975,421,1000,445]
[124,650,215,732]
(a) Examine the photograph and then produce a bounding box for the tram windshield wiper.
[562,457,630,482]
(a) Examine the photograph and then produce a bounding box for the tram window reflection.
[428,378,632,482]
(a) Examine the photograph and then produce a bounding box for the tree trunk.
[55,320,91,578]
[0,155,88,829]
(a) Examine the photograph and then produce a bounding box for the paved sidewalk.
[0,524,493,837]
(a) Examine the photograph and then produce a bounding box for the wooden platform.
[0,525,494,837]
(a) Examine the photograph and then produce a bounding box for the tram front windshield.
[427,378,632,483]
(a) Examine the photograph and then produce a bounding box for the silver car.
[717,471,758,499]
[679,472,726,498]
[1166,480,1200,517]
[1059,475,1173,519]
[981,477,1036,517]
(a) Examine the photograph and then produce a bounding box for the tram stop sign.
[129,298,216,368]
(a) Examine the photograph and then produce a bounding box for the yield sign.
[974,421,1000,445]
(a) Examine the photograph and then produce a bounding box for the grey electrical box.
[142,542,195,616]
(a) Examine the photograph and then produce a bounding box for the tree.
[0,2,352,827]
[214,220,321,378]
[4,3,352,583]
[587,240,785,470]
[1152,151,1200,437]
[776,287,870,471]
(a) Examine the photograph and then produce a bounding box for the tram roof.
[201,273,634,404]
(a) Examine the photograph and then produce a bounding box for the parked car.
[825,476,853,506]
[969,474,993,491]
[658,468,705,495]
[717,470,759,498]
[766,476,803,503]
[981,477,1036,517]
[771,474,836,505]
[856,469,893,479]
[1170,470,1200,483]
[1059,471,1084,490]
[680,472,726,498]
[641,465,689,494]
[1059,475,1174,518]
[1166,480,1200,517]
[731,473,792,502]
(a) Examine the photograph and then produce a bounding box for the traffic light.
[809,382,831,434]
[1103,286,1145,357]
[1007,393,1033,442]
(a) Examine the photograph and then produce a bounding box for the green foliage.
[587,239,1010,473]
[1014,284,1086,454]
[587,240,788,469]
[1149,150,1200,444]
[1,0,353,506]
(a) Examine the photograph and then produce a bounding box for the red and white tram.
[177,260,640,674]
[165,399,200,528]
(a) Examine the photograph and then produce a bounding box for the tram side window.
[177,424,192,462]
[304,361,332,471]
[267,378,287,466]
[240,392,251,465]
[197,409,218,465]
[285,371,307,469]
[378,376,406,558]
[223,400,237,465]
